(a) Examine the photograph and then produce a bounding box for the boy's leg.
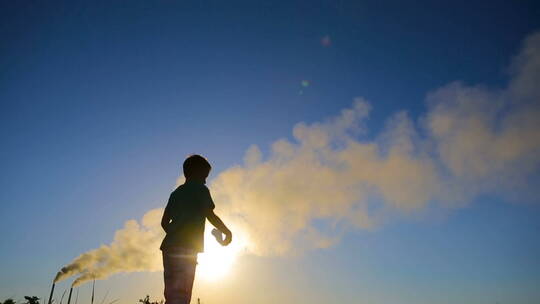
[163,251,197,304]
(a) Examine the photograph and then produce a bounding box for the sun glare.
[196,228,245,281]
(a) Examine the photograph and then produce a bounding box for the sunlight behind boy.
[197,228,245,281]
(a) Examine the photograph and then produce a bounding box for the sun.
[196,228,245,281]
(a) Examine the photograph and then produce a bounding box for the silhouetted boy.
[160,155,232,304]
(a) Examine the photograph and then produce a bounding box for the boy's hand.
[211,228,232,246]
[207,210,233,246]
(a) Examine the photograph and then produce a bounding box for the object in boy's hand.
[211,228,226,245]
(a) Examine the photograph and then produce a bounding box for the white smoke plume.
[54,31,540,284]
[54,209,164,286]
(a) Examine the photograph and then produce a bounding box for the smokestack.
[66,288,73,304]
[47,283,55,304]
[91,280,95,304]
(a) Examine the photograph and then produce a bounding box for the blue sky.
[1,1,540,304]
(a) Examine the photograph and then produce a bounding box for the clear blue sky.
[1,1,540,304]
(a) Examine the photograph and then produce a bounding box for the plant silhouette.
[24,297,40,304]
[138,295,162,304]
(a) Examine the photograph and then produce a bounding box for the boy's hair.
[183,154,211,178]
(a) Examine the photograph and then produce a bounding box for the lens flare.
[321,35,331,47]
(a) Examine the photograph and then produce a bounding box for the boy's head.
[183,154,211,182]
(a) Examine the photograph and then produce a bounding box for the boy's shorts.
[162,248,198,304]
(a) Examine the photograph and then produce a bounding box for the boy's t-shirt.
[160,180,215,253]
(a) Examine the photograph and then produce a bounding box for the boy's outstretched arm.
[206,210,232,245]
